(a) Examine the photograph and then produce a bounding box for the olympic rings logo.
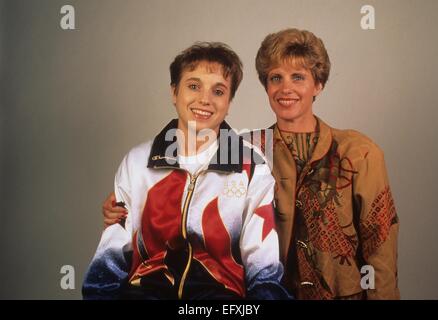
[222,180,247,198]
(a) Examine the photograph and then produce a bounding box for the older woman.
[102,29,400,300]
[255,28,399,299]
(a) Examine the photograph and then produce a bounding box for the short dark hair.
[170,42,243,100]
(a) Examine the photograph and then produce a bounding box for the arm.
[240,163,291,300]
[82,154,134,299]
[353,146,400,299]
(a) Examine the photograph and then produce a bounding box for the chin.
[278,111,300,121]
[195,122,215,133]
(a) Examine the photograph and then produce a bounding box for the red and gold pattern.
[297,142,358,266]
[295,248,333,300]
[361,186,397,260]
[300,190,356,265]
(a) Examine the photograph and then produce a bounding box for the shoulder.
[240,125,275,157]
[125,140,153,159]
[240,129,275,174]
[118,140,153,173]
[242,136,266,162]
[241,137,274,188]
[330,127,384,161]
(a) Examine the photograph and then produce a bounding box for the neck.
[277,115,317,133]
[177,126,218,157]
[179,139,215,157]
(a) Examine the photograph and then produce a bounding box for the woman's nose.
[280,79,295,94]
[198,89,211,105]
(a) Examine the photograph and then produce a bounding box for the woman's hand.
[102,192,128,228]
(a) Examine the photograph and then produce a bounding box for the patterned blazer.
[261,117,399,299]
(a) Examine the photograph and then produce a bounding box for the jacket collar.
[147,119,244,173]
[309,116,332,164]
[272,116,333,165]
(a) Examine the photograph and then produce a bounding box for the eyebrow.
[185,77,201,82]
[268,69,306,74]
[214,82,229,90]
[185,77,229,89]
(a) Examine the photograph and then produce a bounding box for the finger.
[104,217,120,226]
[103,192,116,208]
[102,207,127,219]
[103,205,127,213]
[107,192,116,207]
[103,211,124,219]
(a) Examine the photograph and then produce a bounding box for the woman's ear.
[313,82,323,97]
[171,85,177,106]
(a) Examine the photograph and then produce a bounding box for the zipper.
[152,165,226,298]
[177,173,198,299]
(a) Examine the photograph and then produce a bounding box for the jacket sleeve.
[353,146,400,299]
[82,154,134,300]
[240,163,292,300]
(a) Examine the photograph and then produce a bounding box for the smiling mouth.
[191,108,213,120]
[277,98,299,107]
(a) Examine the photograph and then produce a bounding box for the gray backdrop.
[1,0,437,299]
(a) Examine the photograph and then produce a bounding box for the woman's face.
[266,62,322,131]
[172,61,231,136]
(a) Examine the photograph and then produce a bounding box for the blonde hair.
[255,28,330,89]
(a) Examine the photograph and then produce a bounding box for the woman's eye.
[292,74,305,81]
[270,75,281,82]
[214,89,224,96]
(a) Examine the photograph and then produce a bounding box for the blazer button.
[296,199,303,209]
[300,281,314,287]
[297,240,308,249]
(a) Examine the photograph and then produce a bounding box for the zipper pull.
[188,176,196,191]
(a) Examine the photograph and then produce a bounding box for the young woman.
[83,42,289,300]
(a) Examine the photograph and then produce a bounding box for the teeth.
[278,99,297,106]
[192,109,213,116]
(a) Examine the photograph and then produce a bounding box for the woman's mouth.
[191,108,213,120]
[277,98,299,107]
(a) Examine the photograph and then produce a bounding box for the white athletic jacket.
[83,120,287,299]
